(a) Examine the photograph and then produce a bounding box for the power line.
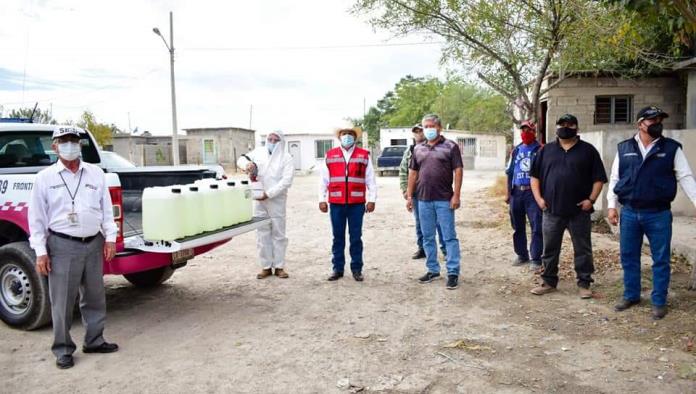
[180,41,445,52]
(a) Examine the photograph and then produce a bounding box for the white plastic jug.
[199,183,218,232]
[250,181,265,200]
[181,185,200,237]
[238,180,253,222]
[142,186,182,241]
[208,183,226,230]
[220,180,237,227]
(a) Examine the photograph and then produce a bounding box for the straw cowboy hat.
[334,123,363,139]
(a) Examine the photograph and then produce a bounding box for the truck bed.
[113,167,217,237]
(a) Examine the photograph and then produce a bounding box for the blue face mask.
[266,142,277,153]
[340,134,355,148]
[424,128,438,141]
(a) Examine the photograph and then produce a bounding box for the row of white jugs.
[142,179,253,241]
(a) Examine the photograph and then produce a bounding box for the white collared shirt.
[318,145,377,203]
[29,160,118,256]
[607,134,696,209]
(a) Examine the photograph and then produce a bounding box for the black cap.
[556,114,578,126]
[636,106,669,122]
[189,186,198,192]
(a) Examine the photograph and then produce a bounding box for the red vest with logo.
[325,146,370,204]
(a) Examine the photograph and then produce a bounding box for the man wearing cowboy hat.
[319,124,377,282]
[607,106,696,319]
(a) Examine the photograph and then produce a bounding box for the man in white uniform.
[28,126,119,369]
[238,130,295,279]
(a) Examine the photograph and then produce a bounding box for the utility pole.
[153,11,180,165]
[249,104,253,130]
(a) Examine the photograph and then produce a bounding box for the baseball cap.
[411,124,423,132]
[555,114,578,126]
[636,106,669,122]
[520,120,536,130]
[52,126,83,139]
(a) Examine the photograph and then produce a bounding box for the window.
[457,138,476,156]
[381,146,407,157]
[595,96,632,124]
[0,131,98,168]
[390,139,407,146]
[315,139,333,158]
[479,139,497,158]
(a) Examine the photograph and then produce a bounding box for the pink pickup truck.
[0,122,266,330]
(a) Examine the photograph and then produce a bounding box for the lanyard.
[58,168,84,212]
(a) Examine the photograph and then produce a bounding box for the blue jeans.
[417,200,461,276]
[509,189,542,261]
[620,207,673,306]
[413,196,446,254]
[330,203,365,274]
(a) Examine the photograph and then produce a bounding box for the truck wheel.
[123,266,174,288]
[0,242,51,330]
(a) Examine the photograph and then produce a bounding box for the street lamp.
[153,11,180,165]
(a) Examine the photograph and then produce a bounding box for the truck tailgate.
[123,217,269,253]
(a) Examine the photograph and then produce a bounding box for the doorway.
[288,141,301,170]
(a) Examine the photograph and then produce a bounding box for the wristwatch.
[589,197,596,204]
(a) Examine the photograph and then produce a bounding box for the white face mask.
[266,142,277,153]
[57,142,81,161]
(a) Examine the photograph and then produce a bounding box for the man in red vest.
[319,125,377,281]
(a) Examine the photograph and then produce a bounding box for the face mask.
[424,128,438,141]
[556,127,577,140]
[57,142,81,161]
[340,134,355,148]
[521,131,535,145]
[266,142,277,153]
[647,123,663,139]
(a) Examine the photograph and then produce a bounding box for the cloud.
[0,0,446,135]
[0,67,68,91]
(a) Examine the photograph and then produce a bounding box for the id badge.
[67,212,79,227]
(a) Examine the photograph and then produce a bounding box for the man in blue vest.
[505,120,543,271]
[607,106,696,320]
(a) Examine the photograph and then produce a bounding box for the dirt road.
[2,172,695,393]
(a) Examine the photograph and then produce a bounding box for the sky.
[0,0,445,135]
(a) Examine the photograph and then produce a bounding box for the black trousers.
[540,211,595,288]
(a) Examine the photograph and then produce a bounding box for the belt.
[49,229,99,243]
[514,185,532,191]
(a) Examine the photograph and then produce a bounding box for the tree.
[605,0,695,55]
[353,75,511,146]
[3,107,57,124]
[77,111,115,147]
[383,76,443,126]
[430,78,511,135]
[352,0,678,125]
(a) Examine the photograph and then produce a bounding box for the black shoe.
[418,272,440,283]
[83,342,119,354]
[446,275,459,290]
[411,249,426,259]
[56,355,74,369]
[652,305,668,320]
[614,299,640,312]
[352,272,364,282]
[327,272,344,281]
[512,256,530,266]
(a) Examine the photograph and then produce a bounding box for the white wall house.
[257,131,338,174]
[379,128,507,170]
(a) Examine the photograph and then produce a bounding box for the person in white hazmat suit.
[237,130,295,279]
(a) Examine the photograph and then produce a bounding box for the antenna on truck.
[28,102,38,123]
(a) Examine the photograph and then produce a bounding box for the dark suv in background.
[376,145,408,176]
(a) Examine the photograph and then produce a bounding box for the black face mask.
[556,127,577,139]
[647,123,663,139]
